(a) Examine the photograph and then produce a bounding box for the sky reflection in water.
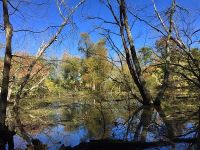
[10,102,199,150]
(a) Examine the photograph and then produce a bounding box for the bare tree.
[95,0,176,105]
[119,0,153,105]
[0,0,13,126]
[14,0,85,111]
[153,0,175,105]
[0,0,85,126]
[134,0,200,98]
[96,0,154,105]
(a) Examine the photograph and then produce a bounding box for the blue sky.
[0,0,199,59]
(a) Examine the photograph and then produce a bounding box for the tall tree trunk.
[120,0,153,105]
[0,0,13,126]
[154,0,175,105]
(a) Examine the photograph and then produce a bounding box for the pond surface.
[1,98,200,150]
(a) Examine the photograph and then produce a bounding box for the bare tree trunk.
[0,0,13,126]
[154,0,175,105]
[119,0,153,105]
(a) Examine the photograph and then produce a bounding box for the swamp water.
[1,98,200,150]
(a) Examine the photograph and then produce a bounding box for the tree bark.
[0,0,13,126]
[119,0,153,105]
[154,0,175,105]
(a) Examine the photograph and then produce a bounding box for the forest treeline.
[1,33,199,102]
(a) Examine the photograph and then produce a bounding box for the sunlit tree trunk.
[0,0,13,126]
[119,0,153,105]
[154,0,175,105]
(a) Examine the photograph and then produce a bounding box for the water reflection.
[32,125,87,149]
[0,125,15,150]
[1,100,200,149]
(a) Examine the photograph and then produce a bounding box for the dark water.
[1,99,200,150]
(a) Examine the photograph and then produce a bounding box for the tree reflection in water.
[0,125,15,150]
[0,105,47,150]
[0,101,199,150]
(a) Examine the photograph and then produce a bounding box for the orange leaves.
[0,52,50,84]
